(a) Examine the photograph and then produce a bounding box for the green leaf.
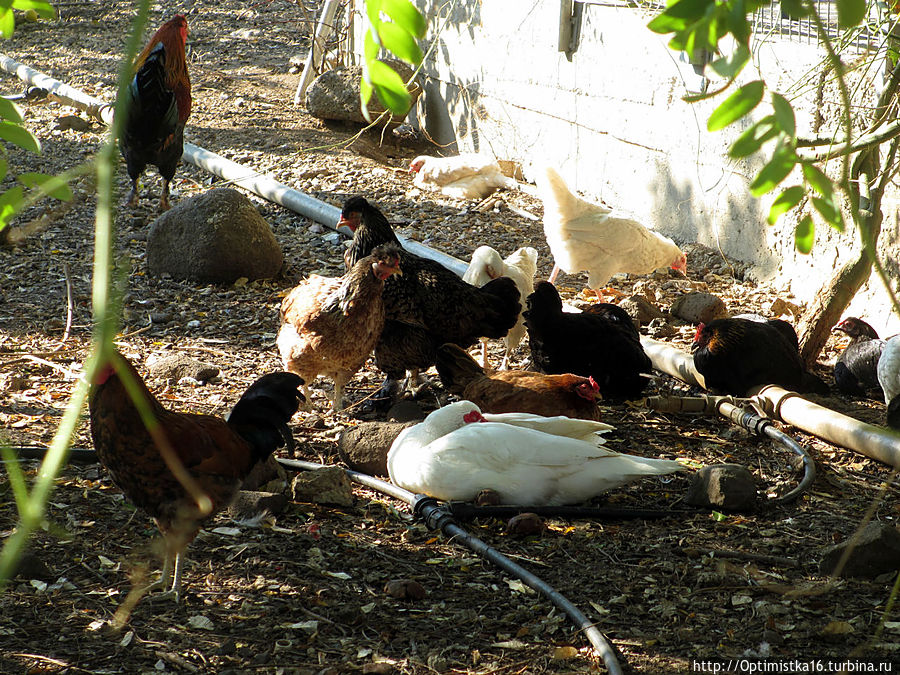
[836,0,866,29]
[771,92,796,137]
[729,116,779,158]
[708,80,764,131]
[0,185,23,228]
[726,0,750,43]
[811,195,845,231]
[0,96,23,123]
[0,8,13,38]
[710,510,728,522]
[709,42,750,80]
[363,28,380,62]
[378,21,423,65]
[802,163,833,198]
[360,74,374,122]
[647,0,711,34]
[795,214,815,253]
[381,0,426,38]
[367,59,411,115]
[749,143,798,197]
[12,0,55,19]
[365,0,382,28]
[0,120,40,153]
[18,172,73,201]
[779,0,810,19]
[767,185,805,224]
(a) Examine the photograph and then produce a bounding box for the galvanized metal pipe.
[0,53,469,277]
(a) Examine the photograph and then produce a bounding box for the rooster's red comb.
[588,376,599,392]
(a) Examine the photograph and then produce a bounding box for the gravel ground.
[0,1,898,674]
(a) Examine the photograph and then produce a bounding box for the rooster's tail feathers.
[227,372,305,459]
[435,344,484,394]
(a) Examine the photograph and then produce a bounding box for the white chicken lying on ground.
[410,154,517,200]
[463,245,538,369]
[877,335,900,428]
[537,166,687,300]
[387,401,686,505]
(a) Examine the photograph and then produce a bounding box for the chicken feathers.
[435,343,602,419]
[340,197,521,400]
[692,318,828,397]
[537,166,686,297]
[463,245,538,368]
[89,351,304,600]
[120,14,191,211]
[524,281,652,400]
[410,154,517,200]
[277,244,402,410]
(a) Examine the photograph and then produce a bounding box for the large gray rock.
[819,522,900,578]
[305,60,421,126]
[147,188,283,283]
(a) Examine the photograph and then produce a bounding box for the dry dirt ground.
[0,1,899,673]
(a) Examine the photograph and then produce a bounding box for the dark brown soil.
[0,1,898,673]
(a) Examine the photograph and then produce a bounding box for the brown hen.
[277,244,402,410]
[435,343,602,420]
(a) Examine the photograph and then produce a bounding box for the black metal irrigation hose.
[715,399,817,504]
[645,395,817,505]
[277,458,625,675]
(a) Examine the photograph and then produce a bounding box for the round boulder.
[147,188,284,283]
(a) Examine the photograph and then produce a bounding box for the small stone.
[506,513,544,536]
[227,491,287,523]
[685,464,757,512]
[384,578,427,600]
[819,522,900,578]
[670,292,728,324]
[146,353,219,382]
[386,401,426,423]
[290,466,354,507]
[618,295,664,326]
[475,489,502,506]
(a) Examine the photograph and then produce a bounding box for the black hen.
[340,197,521,399]
[120,15,191,211]
[832,317,885,398]
[692,318,828,396]
[524,281,652,400]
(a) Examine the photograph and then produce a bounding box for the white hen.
[463,245,538,369]
[387,401,686,505]
[537,166,687,300]
[410,154,517,200]
[877,335,900,428]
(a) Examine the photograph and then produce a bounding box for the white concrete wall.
[354,0,900,333]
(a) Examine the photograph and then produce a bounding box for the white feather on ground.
[410,154,517,200]
[463,245,538,369]
[536,166,687,294]
[387,401,686,505]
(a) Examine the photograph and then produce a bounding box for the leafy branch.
[360,0,426,120]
